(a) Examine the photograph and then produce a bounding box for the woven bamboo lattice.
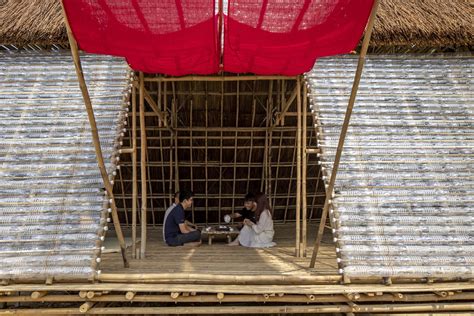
[0,51,130,281]
[307,55,474,279]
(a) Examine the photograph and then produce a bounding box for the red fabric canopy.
[224,0,374,75]
[63,0,374,76]
[63,0,219,75]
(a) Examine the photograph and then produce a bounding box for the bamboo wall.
[113,77,326,225]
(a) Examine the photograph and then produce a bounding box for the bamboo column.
[171,83,180,194]
[139,72,147,259]
[131,79,138,258]
[60,2,129,268]
[266,81,274,202]
[295,77,302,257]
[310,0,380,268]
[301,83,308,257]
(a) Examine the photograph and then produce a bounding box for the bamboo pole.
[205,95,209,223]
[301,83,308,257]
[295,77,302,257]
[6,302,474,315]
[309,167,322,220]
[218,80,224,223]
[172,83,180,194]
[139,72,147,259]
[261,98,269,192]
[4,292,474,304]
[97,273,342,285]
[60,2,129,268]
[157,82,167,220]
[146,146,156,226]
[272,80,284,208]
[117,168,129,226]
[246,99,257,194]
[190,99,195,222]
[266,81,274,201]
[3,281,473,295]
[310,0,380,268]
[283,144,297,223]
[144,75,298,82]
[231,81,240,215]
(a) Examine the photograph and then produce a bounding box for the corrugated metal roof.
[0,51,130,281]
[307,55,473,279]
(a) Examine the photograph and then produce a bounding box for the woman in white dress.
[228,193,276,248]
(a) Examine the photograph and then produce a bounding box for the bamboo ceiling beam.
[144,75,298,82]
[309,0,380,269]
[60,2,129,268]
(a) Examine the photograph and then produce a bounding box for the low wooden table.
[202,225,239,245]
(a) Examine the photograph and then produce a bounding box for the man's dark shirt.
[164,203,185,243]
[238,207,256,223]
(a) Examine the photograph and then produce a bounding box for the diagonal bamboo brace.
[60,1,129,268]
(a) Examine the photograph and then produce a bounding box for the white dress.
[238,209,276,248]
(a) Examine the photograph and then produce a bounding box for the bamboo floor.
[1,224,473,314]
[101,223,338,277]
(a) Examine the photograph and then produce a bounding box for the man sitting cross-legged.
[164,190,201,247]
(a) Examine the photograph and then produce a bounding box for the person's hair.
[174,191,179,199]
[254,192,272,221]
[244,192,255,202]
[179,190,193,203]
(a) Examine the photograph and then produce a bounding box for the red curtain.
[63,0,374,75]
[224,0,374,75]
[62,0,219,76]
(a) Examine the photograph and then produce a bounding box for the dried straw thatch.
[372,0,473,49]
[0,0,472,49]
[0,0,65,46]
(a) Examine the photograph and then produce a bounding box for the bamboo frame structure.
[139,72,148,258]
[309,0,380,269]
[60,3,129,268]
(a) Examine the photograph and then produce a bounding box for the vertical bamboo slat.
[139,72,147,259]
[301,84,308,257]
[295,77,302,257]
[131,82,137,258]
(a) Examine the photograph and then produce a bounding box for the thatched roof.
[0,0,472,49]
[372,0,472,48]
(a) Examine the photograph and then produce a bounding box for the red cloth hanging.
[62,0,219,75]
[224,0,374,75]
[63,1,374,76]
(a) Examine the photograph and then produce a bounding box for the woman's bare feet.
[227,238,240,246]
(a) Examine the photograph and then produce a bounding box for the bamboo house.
[0,0,472,314]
